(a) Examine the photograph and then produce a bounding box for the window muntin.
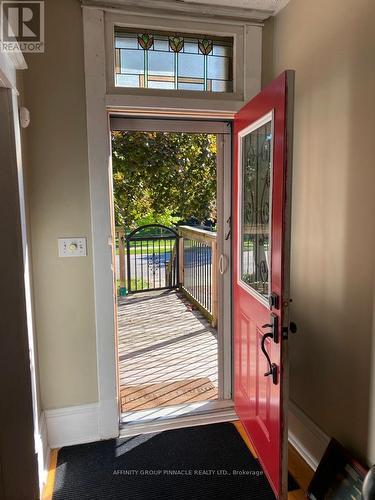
[114,29,233,93]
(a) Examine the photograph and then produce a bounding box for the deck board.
[118,289,218,412]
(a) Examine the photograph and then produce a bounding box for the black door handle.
[262,313,279,344]
[261,332,278,385]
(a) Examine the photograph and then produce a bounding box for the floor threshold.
[119,399,237,437]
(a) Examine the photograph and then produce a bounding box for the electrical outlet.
[58,238,87,257]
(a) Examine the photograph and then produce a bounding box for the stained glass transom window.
[114,29,233,92]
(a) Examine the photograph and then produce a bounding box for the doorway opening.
[110,117,232,430]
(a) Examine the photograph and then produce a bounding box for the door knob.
[289,322,297,334]
[261,332,278,385]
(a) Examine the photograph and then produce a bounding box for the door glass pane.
[240,119,272,298]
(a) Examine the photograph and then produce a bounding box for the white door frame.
[110,116,232,405]
[82,7,259,438]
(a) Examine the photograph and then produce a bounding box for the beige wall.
[22,0,375,463]
[24,0,98,409]
[263,0,375,463]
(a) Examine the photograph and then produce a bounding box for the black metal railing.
[179,226,217,325]
[183,239,212,312]
[125,224,179,293]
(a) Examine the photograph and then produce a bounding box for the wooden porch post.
[118,228,125,288]
[178,233,184,288]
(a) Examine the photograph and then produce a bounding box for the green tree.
[112,131,216,228]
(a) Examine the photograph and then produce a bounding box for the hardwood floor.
[234,422,314,498]
[288,443,314,495]
[41,448,58,500]
[117,289,218,412]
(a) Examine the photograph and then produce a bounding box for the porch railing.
[178,225,217,327]
[115,224,218,327]
[115,227,126,295]
[115,225,179,294]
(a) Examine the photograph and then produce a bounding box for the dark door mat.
[53,422,277,500]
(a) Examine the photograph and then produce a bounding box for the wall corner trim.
[288,400,330,471]
[82,4,119,439]
[45,403,102,448]
[37,412,50,493]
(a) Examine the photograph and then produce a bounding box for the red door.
[233,71,295,499]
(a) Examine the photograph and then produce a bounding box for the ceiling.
[82,0,291,21]
[181,0,289,13]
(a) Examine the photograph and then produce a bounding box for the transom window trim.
[114,28,234,93]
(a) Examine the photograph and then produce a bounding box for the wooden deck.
[117,289,218,413]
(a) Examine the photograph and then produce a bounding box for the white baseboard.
[98,398,120,440]
[44,398,328,472]
[288,400,330,471]
[45,403,102,448]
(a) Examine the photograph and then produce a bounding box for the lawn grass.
[117,278,149,292]
[115,239,175,256]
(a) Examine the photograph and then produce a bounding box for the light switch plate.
[58,237,87,257]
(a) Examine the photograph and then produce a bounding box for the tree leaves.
[112,131,217,228]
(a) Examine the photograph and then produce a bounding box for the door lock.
[269,292,280,310]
